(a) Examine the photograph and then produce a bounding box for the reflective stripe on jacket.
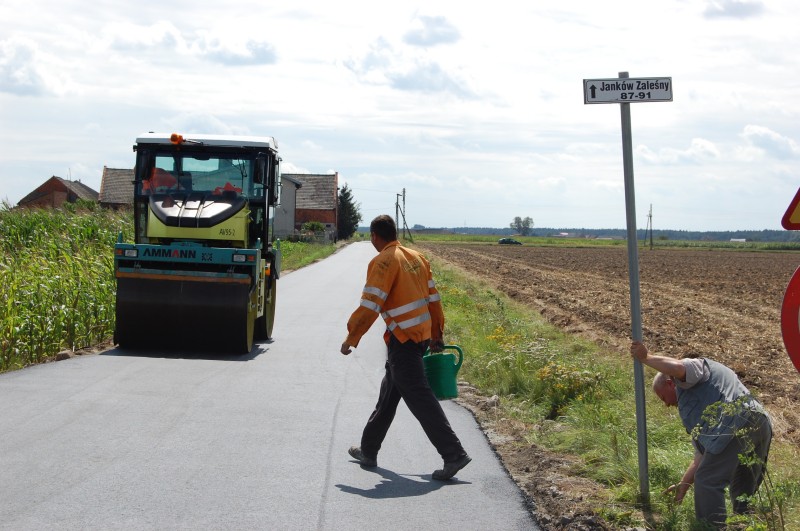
[346,241,444,347]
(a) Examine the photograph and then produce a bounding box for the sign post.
[584,71,673,507]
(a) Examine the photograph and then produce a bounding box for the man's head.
[652,372,678,406]
[370,215,397,251]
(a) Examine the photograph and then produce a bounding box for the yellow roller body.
[146,198,249,246]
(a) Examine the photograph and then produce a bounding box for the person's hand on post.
[630,340,648,362]
[340,342,352,355]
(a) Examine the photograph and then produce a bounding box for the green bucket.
[423,345,463,400]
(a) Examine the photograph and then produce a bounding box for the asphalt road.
[0,241,539,530]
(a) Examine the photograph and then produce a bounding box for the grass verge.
[280,239,337,271]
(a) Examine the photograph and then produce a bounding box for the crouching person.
[630,341,772,529]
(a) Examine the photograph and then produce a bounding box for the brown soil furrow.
[419,243,800,443]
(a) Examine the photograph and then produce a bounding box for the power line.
[348,187,396,194]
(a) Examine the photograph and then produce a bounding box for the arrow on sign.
[589,85,597,99]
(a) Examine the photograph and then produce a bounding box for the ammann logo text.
[143,248,197,259]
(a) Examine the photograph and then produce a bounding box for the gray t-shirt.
[673,358,769,454]
[676,358,708,388]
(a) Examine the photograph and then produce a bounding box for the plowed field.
[418,243,800,441]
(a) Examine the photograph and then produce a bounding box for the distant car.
[498,238,522,245]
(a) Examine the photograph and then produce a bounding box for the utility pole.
[402,188,406,235]
[395,188,413,242]
[646,204,654,250]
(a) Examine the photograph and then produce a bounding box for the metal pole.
[395,194,400,232]
[402,188,407,239]
[619,71,650,507]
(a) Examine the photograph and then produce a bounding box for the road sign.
[780,266,800,373]
[782,187,800,230]
[584,71,675,506]
[583,77,673,104]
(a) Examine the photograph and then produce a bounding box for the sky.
[1,0,798,231]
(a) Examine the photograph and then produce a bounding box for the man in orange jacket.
[341,215,471,480]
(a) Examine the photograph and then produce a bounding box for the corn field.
[0,201,335,373]
[0,201,132,372]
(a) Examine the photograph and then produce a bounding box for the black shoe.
[432,454,471,480]
[348,446,377,467]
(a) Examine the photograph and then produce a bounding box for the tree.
[302,221,325,233]
[337,183,362,240]
[510,216,534,236]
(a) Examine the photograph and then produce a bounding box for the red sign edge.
[780,266,800,373]
[781,187,800,230]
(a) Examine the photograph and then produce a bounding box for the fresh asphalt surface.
[0,241,539,530]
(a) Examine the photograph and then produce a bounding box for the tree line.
[410,225,800,242]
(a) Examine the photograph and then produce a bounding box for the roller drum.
[114,277,253,353]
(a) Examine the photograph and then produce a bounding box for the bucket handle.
[424,344,463,371]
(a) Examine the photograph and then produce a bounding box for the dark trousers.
[360,335,465,463]
[694,413,772,528]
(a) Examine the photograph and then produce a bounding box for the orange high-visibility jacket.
[345,241,444,347]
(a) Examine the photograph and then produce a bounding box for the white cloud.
[280,161,309,174]
[101,21,277,66]
[344,35,474,98]
[636,138,722,165]
[535,175,567,189]
[740,125,799,159]
[146,113,251,137]
[403,15,460,47]
[387,61,474,98]
[704,0,765,19]
[0,38,44,95]
[1,0,798,231]
[104,21,185,53]
[193,34,277,66]
[0,37,65,96]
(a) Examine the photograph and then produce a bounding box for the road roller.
[113,132,281,353]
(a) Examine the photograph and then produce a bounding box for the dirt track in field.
[417,242,800,529]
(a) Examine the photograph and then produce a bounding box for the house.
[98,167,134,209]
[273,174,302,239]
[17,176,99,208]
[284,172,339,240]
